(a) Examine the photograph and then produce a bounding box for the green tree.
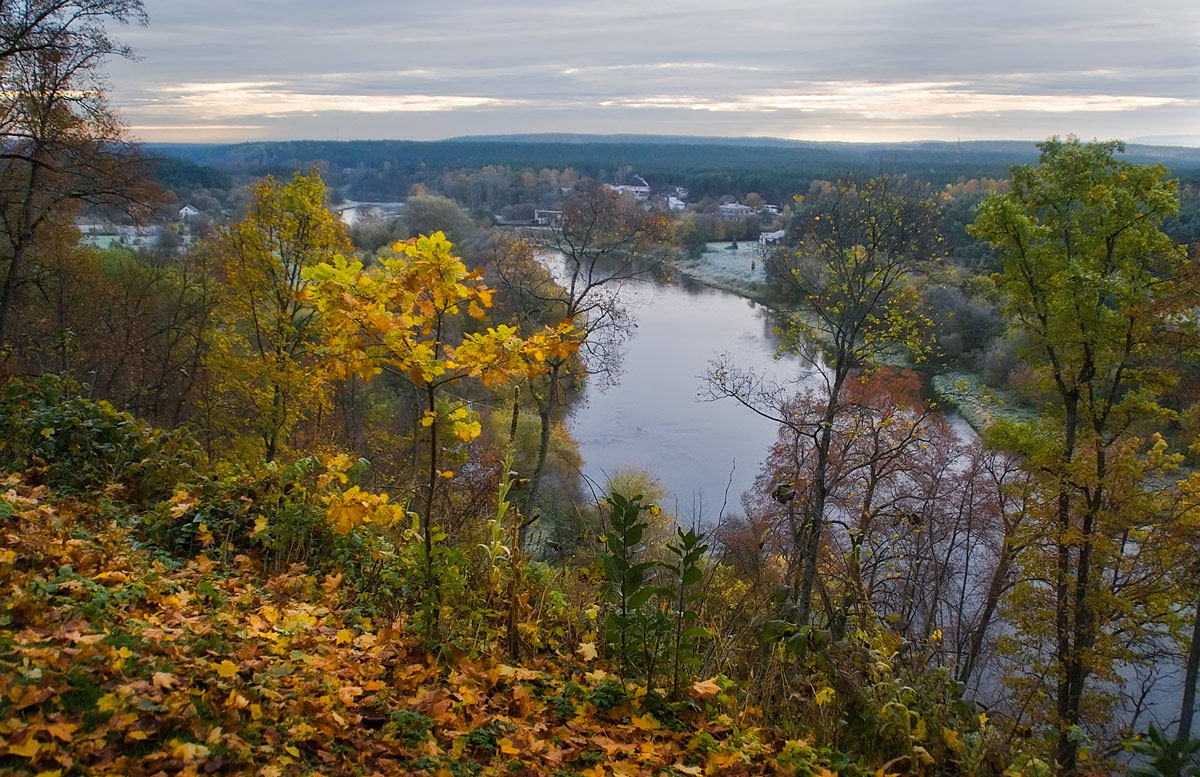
[401,194,474,246]
[970,137,1192,774]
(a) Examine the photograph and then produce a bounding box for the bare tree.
[706,175,940,626]
[498,180,668,542]
[0,0,148,344]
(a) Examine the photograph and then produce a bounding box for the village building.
[718,202,753,220]
[534,209,563,227]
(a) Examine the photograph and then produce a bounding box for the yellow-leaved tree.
[206,171,352,462]
[303,231,577,633]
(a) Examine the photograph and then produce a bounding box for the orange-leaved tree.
[303,231,577,633]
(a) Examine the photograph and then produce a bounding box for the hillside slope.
[0,477,828,777]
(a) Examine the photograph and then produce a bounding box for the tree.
[207,171,351,461]
[304,231,577,634]
[970,137,1194,774]
[707,174,939,626]
[0,0,148,343]
[506,179,669,539]
[401,194,474,246]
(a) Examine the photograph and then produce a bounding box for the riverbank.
[672,243,780,309]
[669,245,1022,436]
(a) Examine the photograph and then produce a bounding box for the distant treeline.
[148,137,1200,204]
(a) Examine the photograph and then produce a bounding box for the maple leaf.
[152,671,177,690]
[577,641,598,661]
[214,660,239,679]
[630,713,660,731]
[42,722,78,741]
[7,738,41,757]
[689,678,722,697]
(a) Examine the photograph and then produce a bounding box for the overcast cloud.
[105,0,1200,144]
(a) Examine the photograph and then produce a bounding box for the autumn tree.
[707,174,939,626]
[507,179,669,537]
[0,0,148,344]
[206,171,351,461]
[970,137,1194,773]
[304,231,577,633]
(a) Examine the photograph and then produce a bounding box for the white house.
[667,196,686,211]
[605,179,651,200]
[178,204,199,220]
[759,229,786,246]
[718,203,753,220]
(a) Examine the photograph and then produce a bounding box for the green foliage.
[1127,726,1200,777]
[0,375,200,501]
[662,526,711,697]
[389,709,435,746]
[597,493,712,697]
[599,492,665,680]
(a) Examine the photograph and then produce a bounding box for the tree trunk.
[796,367,847,626]
[1054,397,1081,775]
[423,383,440,636]
[1179,581,1200,744]
[523,363,561,548]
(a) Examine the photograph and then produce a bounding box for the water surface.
[566,271,818,517]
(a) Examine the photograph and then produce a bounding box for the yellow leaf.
[171,740,210,761]
[689,678,722,697]
[43,722,77,741]
[285,745,300,757]
[7,739,40,757]
[631,713,660,731]
[215,660,239,679]
[153,671,177,689]
[336,628,353,645]
[814,686,836,706]
[577,641,598,661]
[673,765,703,776]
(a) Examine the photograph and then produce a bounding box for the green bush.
[0,376,200,501]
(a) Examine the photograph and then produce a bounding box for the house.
[718,203,753,220]
[534,209,563,227]
[178,204,199,220]
[762,204,781,216]
[759,229,786,246]
[605,179,651,200]
[667,196,686,212]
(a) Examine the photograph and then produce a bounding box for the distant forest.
[150,136,1200,204]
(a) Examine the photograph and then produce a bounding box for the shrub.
[0,375,200,501]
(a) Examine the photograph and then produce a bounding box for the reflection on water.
[565,270,820,517]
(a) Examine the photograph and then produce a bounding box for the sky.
[106,0,1200,145]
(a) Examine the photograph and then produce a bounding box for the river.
[564,268,821,518]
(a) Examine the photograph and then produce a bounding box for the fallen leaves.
[0,476,817,777]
